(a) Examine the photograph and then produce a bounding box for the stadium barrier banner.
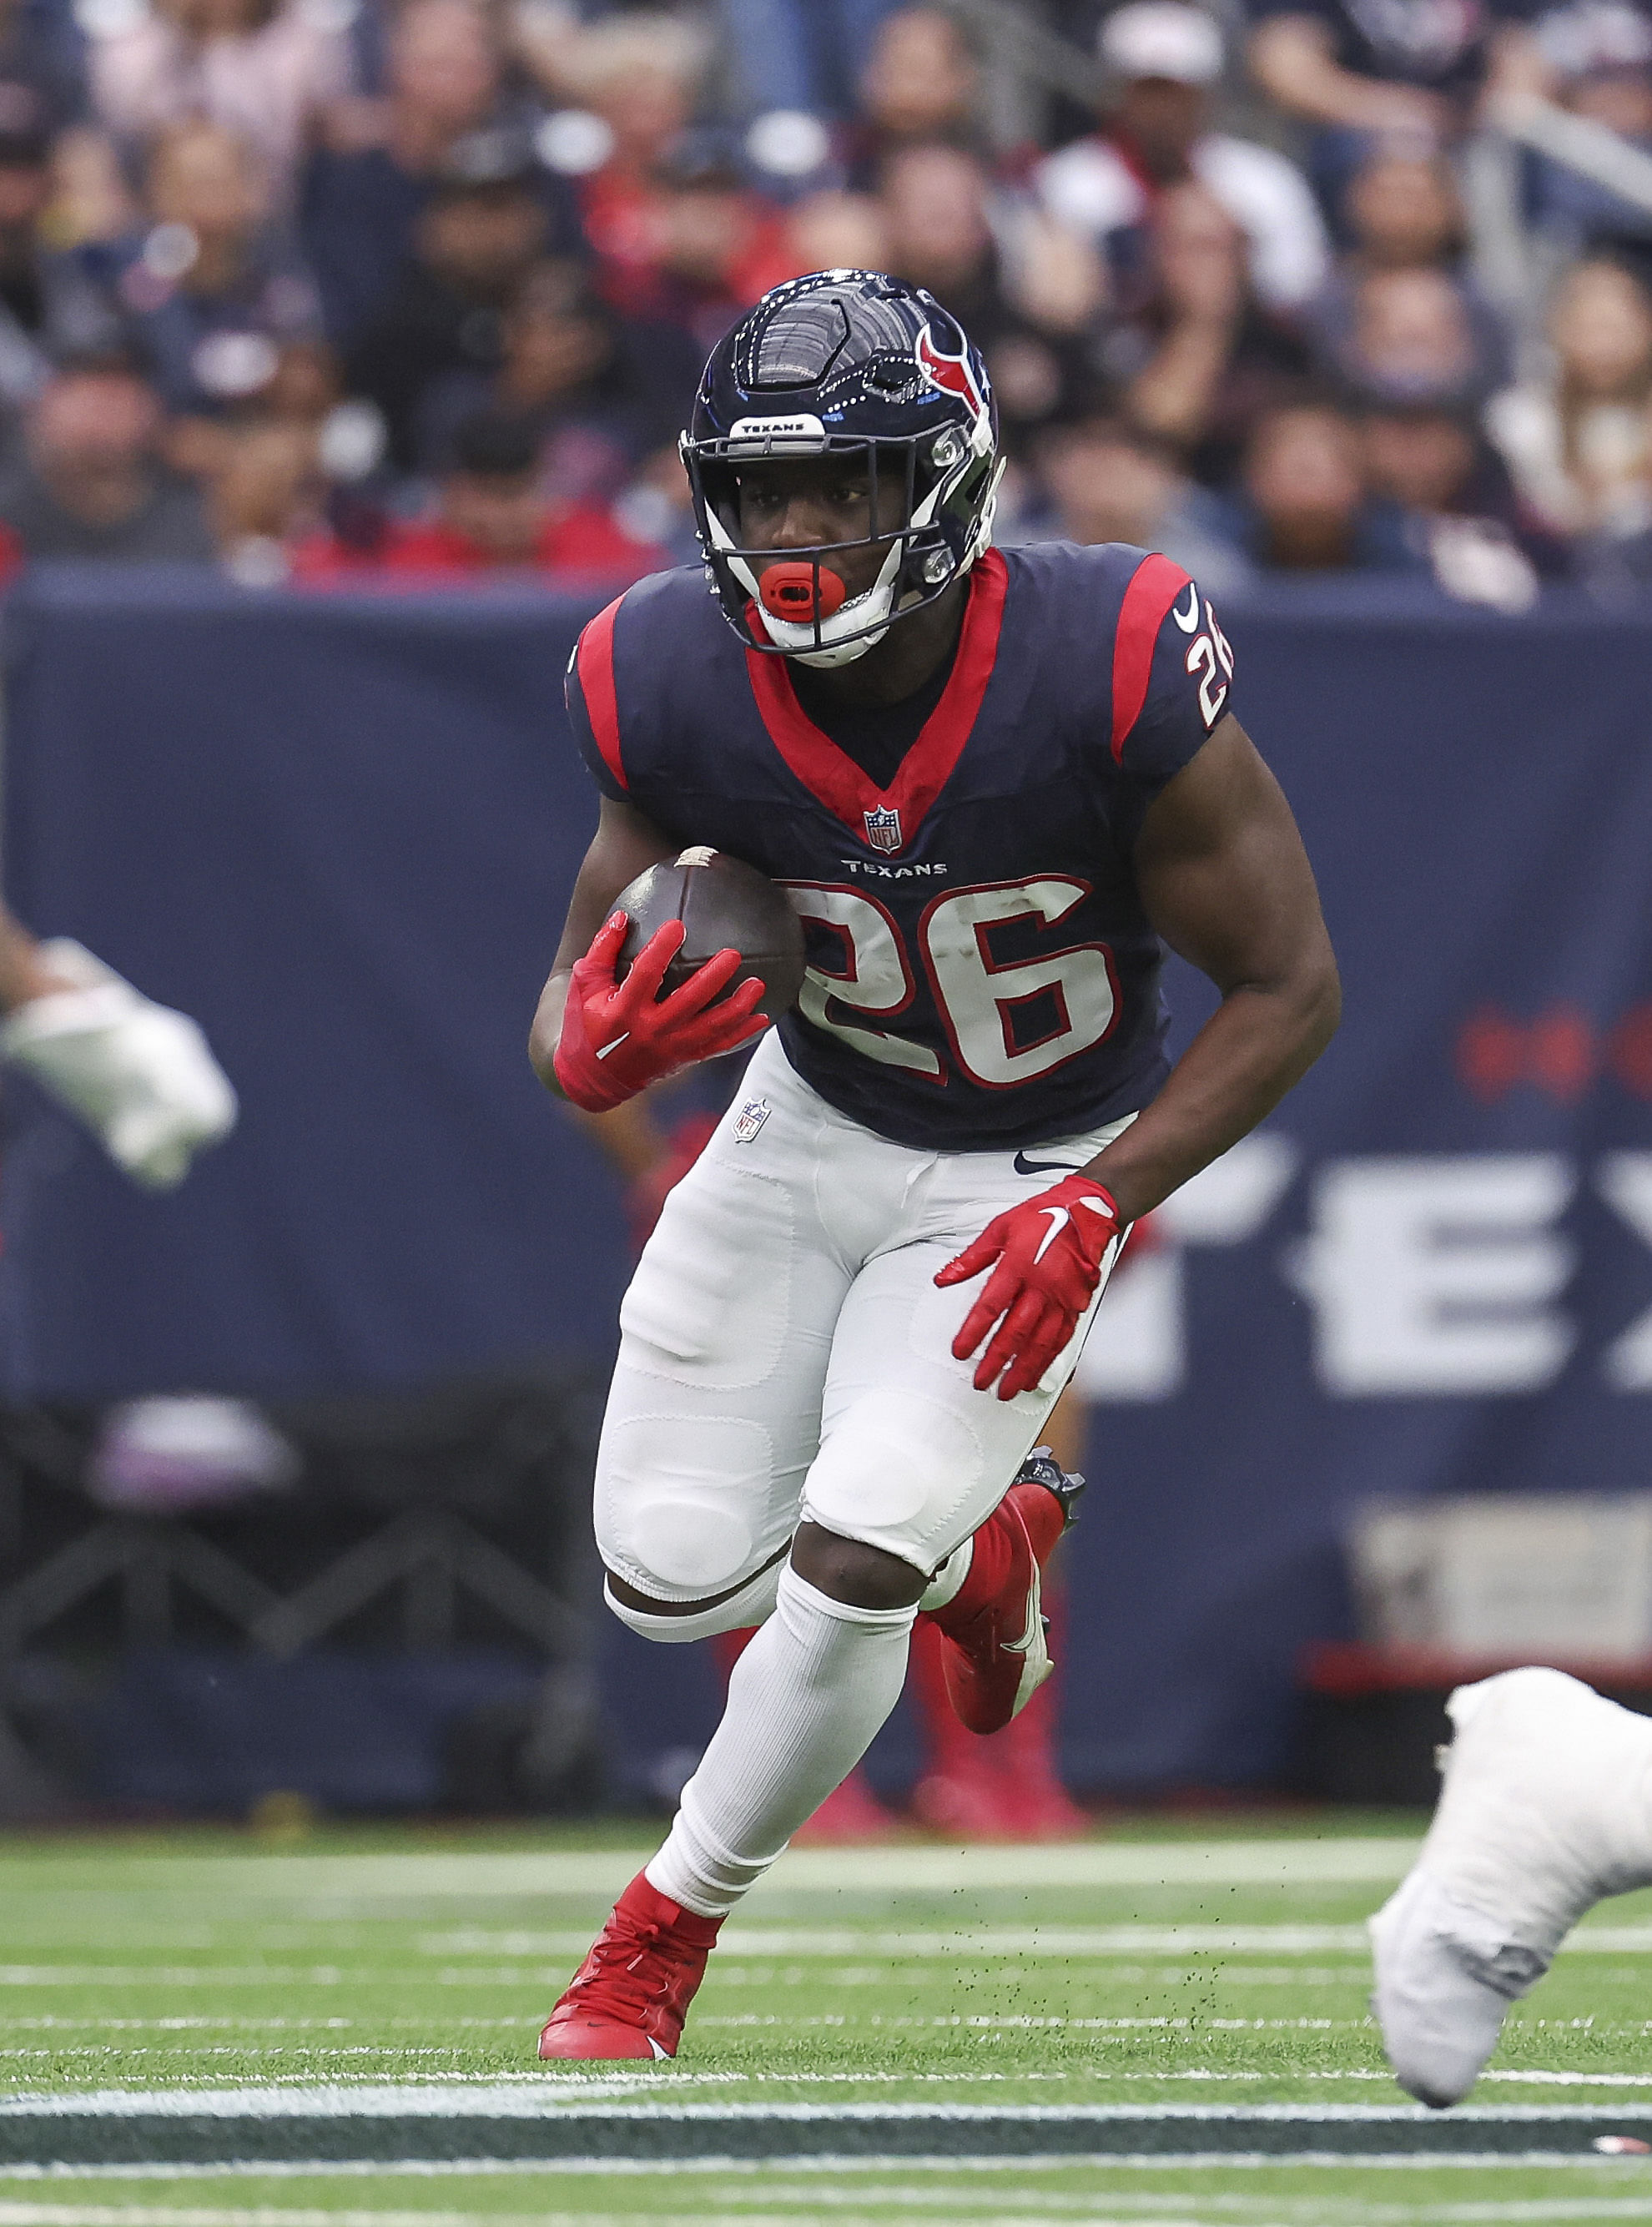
[3,566,1649,1789]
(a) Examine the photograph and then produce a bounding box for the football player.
[0,908,235,1187]
[528,270,1340,2060]
[1372,1668,1652,2108]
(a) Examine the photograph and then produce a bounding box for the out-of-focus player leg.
[0,912,236,1187]
[1370,1668,1652,2107]
[908,1575,1090,1840]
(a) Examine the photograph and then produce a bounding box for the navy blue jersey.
[565,542,1236,1152]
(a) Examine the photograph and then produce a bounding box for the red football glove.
[936,1172,1122,1401]
[553,911,768,1113]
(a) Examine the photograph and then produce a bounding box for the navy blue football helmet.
[681,270,1002,667]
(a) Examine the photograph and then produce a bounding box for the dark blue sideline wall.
[4,566,1649,1791]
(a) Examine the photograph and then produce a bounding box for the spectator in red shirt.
[290,406,664,582]
[643,130,802,356]
[554,13,705,318]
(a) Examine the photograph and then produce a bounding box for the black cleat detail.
[1015,1445,1085,1532]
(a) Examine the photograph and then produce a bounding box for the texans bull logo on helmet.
[915,323,990,428]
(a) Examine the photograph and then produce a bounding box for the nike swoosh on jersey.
[1172,581,1201,632]
[1013,1151,1082,1176]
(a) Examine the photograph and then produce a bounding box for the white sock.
[919,1537,972,1612]
[645,1564,914,1919]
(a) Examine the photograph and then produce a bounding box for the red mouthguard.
[758,562,848,622]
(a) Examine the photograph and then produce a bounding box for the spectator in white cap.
[1035,1,1328,310]
[1525,0,1652,249]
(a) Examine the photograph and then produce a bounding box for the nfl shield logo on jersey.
[864,805,903,854]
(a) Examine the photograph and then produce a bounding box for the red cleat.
[537,1870,722,2062]
[924,1449,1083,1736]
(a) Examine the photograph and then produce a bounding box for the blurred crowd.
[3,0,1652,597]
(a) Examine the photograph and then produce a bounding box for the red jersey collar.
[743,547,1009,852]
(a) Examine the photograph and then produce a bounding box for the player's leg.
[709,1625,895,1843]
[541,1048,904,2058]
[639,1119,1128,1927]
[589,1049,850,1650]
[1370,1667,1652,2107]
[821,1130,1126,1738]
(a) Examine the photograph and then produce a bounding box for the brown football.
[615,847,807,1021]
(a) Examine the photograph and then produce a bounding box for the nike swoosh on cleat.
[1001,1555,1053,1719]
[1002,1554,1045,1657]
[1013,1151,1082,1176]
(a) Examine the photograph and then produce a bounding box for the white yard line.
[3,2088,1651,2121]
[425,1927,1381,1957]
[14,1909,1652,1993]
[0,2154,1637,2179]
[0,1842,1427,1902]
[1,2206,1640,2227]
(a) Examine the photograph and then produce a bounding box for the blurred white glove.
[0,940,238,1189]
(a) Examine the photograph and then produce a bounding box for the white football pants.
[595,1030,1131,1620]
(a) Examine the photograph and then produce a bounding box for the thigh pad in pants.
[592,1069,847,1603]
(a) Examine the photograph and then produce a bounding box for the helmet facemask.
[683,418,1003,668]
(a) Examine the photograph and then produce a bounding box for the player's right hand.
[937,1172,1121,1401]
[553,911,768,1113]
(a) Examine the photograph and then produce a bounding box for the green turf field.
[2,1821,1651,2223]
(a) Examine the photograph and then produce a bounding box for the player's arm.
[0,902,237,1188]
[939,709,1337,1401]
[528,797,767,1106]
[1082,713,1340,1222]
[0,909,76,1010]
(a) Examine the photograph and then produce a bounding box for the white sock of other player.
[1370,1667,1652,2108]
[645,1563,914,1919]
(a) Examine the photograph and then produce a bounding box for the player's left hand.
[936,1173,1121,1401]
[0,940,237,1189]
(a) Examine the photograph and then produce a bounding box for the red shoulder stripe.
[1111,553,1192,765]
[576,593,627,792]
